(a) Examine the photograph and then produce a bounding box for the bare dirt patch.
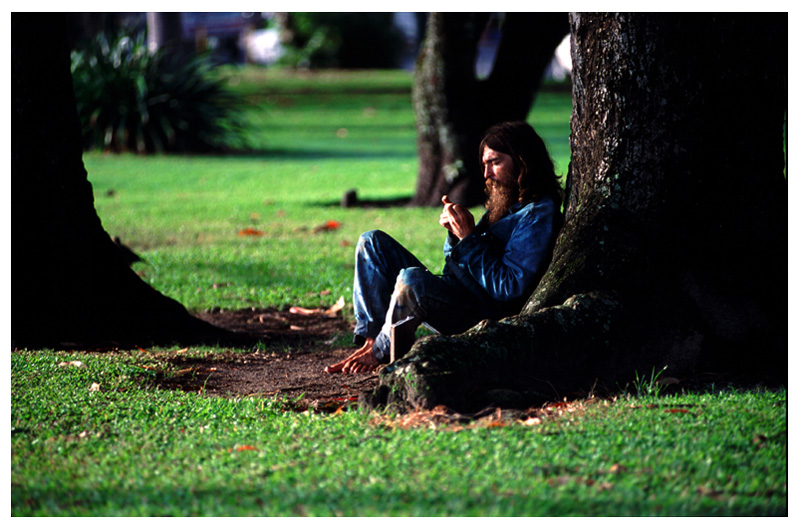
[158,307,380,409]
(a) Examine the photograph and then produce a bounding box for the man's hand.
[440,195,475,240]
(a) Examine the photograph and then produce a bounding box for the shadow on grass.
[311,194,413,209]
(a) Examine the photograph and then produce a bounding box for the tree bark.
[12,13,229,349]
[146,12,184,55]
[364,13,787,412]
[411,13,569,207]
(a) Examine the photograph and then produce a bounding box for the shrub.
[70,31,248,153]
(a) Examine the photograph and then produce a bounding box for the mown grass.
[11,350,787,516]
[11,68,787,516]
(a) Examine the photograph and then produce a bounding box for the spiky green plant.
[70,31,248,153]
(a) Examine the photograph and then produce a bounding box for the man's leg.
[327,230,426,373]
[350,230,426,341]
[370,267,487,363]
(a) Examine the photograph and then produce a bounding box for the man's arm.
[446,199,556,301]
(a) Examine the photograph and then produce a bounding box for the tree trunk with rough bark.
[365,13,787,412]
[411,13,569,207]
[12,13,229,349]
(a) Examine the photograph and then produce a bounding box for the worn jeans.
[353,230,488,363]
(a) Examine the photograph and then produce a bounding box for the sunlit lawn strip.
[11,350,786,516]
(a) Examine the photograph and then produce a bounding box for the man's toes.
[325,360,347,373]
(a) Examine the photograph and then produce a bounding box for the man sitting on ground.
[326,121,563,374]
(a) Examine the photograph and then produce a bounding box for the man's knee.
[358,229,389,245]
[357,229,390,254]
[394,267,429,299]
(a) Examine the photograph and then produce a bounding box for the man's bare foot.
[325,338,379,374]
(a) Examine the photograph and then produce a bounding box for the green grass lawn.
[11,68,786,516]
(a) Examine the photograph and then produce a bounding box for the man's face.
[482,147,517,188]
[482,146,519,223]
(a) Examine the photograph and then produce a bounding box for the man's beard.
[485,178,519,224]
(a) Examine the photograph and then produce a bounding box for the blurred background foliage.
[66,13,421,154]
[66,13,569,156]
[273,12,406,69]
[71,30,249,154]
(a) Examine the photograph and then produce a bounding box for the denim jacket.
[442,195,559,318]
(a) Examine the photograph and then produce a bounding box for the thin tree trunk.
[364,13,787,412]
[411,13,489,207]
[146,12,185,55]
[411,13,568,207]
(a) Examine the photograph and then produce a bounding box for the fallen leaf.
[665,408,690,414]
[289,296,346,317]
[238,227,265,236]
[58,360,85,368]
[609,463,627,474]
[89,382,101,392]
[325,296,346,315]
[521,416,542,426]
[289,306,318,315]
[234,445,258,452]
[548,476,573,487]
[312,220,342,233]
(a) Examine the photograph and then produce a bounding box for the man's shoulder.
[514,195,556,218]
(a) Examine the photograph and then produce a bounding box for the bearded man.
[326,121,563,374]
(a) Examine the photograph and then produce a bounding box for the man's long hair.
[479,121,563,211]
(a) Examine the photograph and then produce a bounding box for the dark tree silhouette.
[365,13,787,411]
[12,13,228,348]
[411,13,569,207]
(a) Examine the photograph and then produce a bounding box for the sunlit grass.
[85,68,567,311]
[11,350,787,516]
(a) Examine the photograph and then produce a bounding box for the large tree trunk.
[364,13,787,412]
[12,13,229,349]
[411,13,568,207]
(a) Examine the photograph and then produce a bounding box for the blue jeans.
[353,230,488,363]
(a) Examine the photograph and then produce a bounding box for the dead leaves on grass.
[369,400,595,432]
[239,219,342,237]
[369,397,696,432]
